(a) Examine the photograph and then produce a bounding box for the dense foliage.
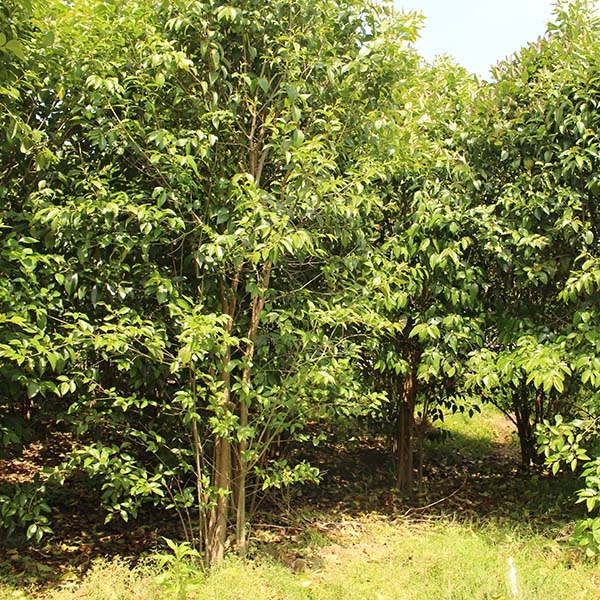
[2,0,600,564]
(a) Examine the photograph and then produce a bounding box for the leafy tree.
[526,0,600,554]
[0,0,71,542]
[0,0,427,565]
[327,56,483,493]
[463,0,600,466]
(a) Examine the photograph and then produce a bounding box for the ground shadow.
[283,419,584,535]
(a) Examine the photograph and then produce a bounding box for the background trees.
[334,58,483,492]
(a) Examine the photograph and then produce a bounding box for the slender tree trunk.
[231,133,271,556]
[206,433,231,566]
[396,369,417,493]
[204,278,240,567]
[234,260,271,557]
[513,386,536,468]
[416,397,429,493]
[191,411,207,554]
[235,429,248,556]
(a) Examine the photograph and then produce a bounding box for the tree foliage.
[463,0,600,465]
[0,0,429,564]
[3,0,600,565]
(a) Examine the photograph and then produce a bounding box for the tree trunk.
[203,273,243,566]
[396,369,417,493]
[234,260,271,557]
[235,404,248,557]
[416,397,429,493]
[206,433,231,566]
[513,386,537,468]
[191,415,207,554]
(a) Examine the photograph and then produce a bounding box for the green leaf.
[26,523,38,539]
[42,31,55,47]
[257,77,269,93]
[6,39,25,60]
[64,272,79,295]
[27,381,40,399]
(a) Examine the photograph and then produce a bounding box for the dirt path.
[487,411,520,460]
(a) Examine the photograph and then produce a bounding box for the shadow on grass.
[286,419,585,538]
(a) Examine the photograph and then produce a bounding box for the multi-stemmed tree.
[1,0,432,564]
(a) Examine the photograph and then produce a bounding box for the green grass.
[427,403,518,459]
[2,404,597,599]
[0,558,161,600]
[304,518,597,600]
[4,518,598,600]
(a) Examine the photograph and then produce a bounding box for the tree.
[328,57,484,493]
[0,0,75,542]
[1,0,427,565]
[464,0,600,466]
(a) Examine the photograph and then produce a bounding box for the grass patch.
[309,518,597,600]
[22,558,160,600]
[6,518,598,600]
[426,403,518,460]
[0,582,28,600]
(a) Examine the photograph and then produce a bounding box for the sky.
[394,0,557,78]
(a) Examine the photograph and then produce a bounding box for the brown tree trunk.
[235,260,271,557]
[204,279,240,567]
[396,369,417,493]
[513,385,537,468]
[191,407,207,554]
[206,433,231,566]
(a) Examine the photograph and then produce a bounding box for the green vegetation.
[3,0,600,595]
[0,406,594,599]
[2,518,598,599]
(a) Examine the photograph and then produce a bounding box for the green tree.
[0,0,72,542]
[1,0,426,565]
[329,57,483,493]
[464,0,600,466]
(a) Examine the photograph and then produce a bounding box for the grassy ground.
[3,517,597,600]
[2,406,598,599]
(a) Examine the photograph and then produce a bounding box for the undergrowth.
[2,406,598,599]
